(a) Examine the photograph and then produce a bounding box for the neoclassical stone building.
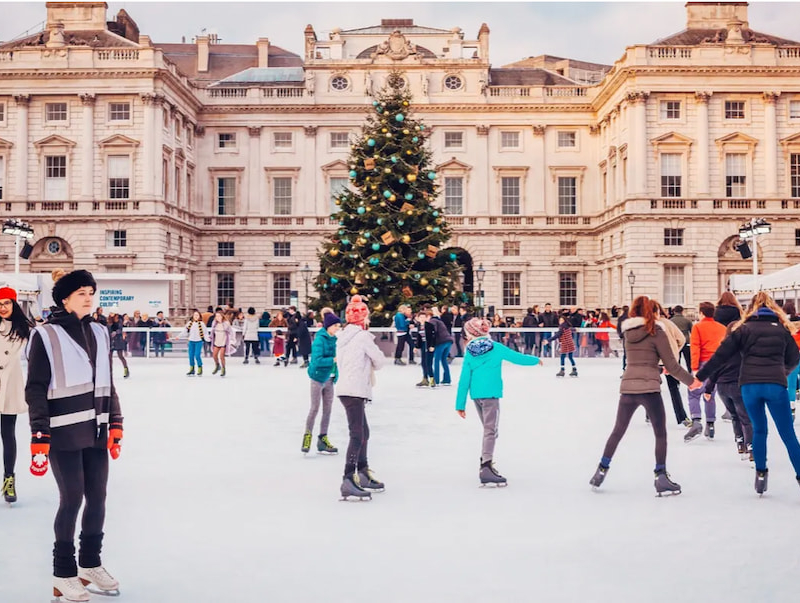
[1,1,799,316]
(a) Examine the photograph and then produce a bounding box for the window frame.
[45,102,68,124]
[443,131,465,150]
[790,100,800,121]
[216,176,237,216]
[330,75,350,92]
[443,176,464,215]
[791,153,800,199]
[273,242,291,257]
[725,152,747,198]
[272,131,294,152]
[559,241,577,256]
[502,272,521,307]
[0,101,6,124]
[500,175,521,215]
[556,130,577,150]
[502,241,521,257]
[0,155,5,201]
[108,101,131,123]
[558,272,578,307]
[662,265,685,306]
[216,273,235,308]
[107,154,131,200]
[663,228,684,246]
[659,153,682,198]
[216,132,237,151]
[724,99,748,122]
[272,272,292,307]
[329,176,349,214]
[106,229,128,248]
[499,130,522,151]
[659,100,682,121]
[443,74,464,91]
[273,176,293,215]
[557,176,577,215]
[217,241,235,257]
[44,155,68,201]
[329,131,350,150]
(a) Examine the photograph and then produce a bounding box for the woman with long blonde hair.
[697,292,800,496]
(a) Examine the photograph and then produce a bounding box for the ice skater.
[210,309,234,376]
[555,315,577,377]
[589,296,702,496]
[184,309,209,375]
[242,307,261,364]
[303,311,341,455]
[107,313,129,379]
[696,292,800,496]
[335,295,387,501]
[27,269,124,601]
[0,286,33,505]
[455,317,542,487]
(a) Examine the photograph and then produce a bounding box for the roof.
[215,66,305,85]
[502,54,611,73]
[653,28,800,46]
[489,68,578,87]
[0,28,137,50]
[339,24,452,35]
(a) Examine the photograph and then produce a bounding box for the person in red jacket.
[596,312,613,358]
[685,301,728,442]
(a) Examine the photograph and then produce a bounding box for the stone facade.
[1,2,799,318]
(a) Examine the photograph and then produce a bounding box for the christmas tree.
[312,71,461,325]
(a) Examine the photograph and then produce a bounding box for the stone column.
[476,125,490,215]
[153,95,165,200]
[694,92,711,196]
[531,125,545,213]
[141,94,156,199]
[303,126,317,215]
[627,91,649,195]
[79,94,95,200]
[248,126,261,215]
[763,92,779,196]
[13,95,30,199]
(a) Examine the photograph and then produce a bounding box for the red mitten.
[30,432,51,477]
[108,422,123,460]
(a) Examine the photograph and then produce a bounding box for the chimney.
[478,23,490,60]
[46,1,108,31]
[304,24,317,61]
[257,37,270,68]
[686,2,749,30]
[196,35,210,72]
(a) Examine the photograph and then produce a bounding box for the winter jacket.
[620,317,693,394]
[393,312,409,334]
[657,318,685,361]
[556,322,576,354]
[596,320,613,342]
[259,312,272,328]
[108,321,127,352]
[210,320,236,355]
[286,312,299,335]
[539,311,559,329]
[0,319,28,415]
[669,313,693,344]
[441,312,454,333]
[430,316,454,346]
[297,318,312,358]
[703,325,741,389]
[335,324,387,399]
[26,309,123,451]
[243,316,260,342]
[568,312,584,329]
[697,309,800,388]
[307,328,338,384]
[522,312,539,329]
[455,337,541,411]
[152,319,170,344]
[185,319,209,343]
[690,317,728,371]
[714,305,742,327]
[616,310,629,338]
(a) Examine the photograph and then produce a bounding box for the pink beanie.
[345,295,369,327]
[464,317,491,338]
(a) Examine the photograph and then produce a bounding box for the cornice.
[199,103,595,115]
[94,252,138,259]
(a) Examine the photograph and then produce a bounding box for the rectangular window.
[660,153,682,197]
[664,228,684,246]
[500,176,520,214]
[500,131,520,149]
[108,102,130,121]
[557,131,576,148]
[724,100,746,120]
[216,273,235,308]
[559,241,577,256]
[273,177,292,215]
[44,155,67,200]
[107,230,127,248]
[444,131,463,149]
[187,127,194,147]
[0,102,5,123]
[557,177,577,215]
[502,241,520,256]
[273,132,293,149]
[273,242,291,257]
[175,166,181,204]
[45,102,67,122]
[0,156,4,201]
[790,101,800,120]
[217,133,236,149]
[107,155,130,200]
[663,266,685,306]
[216,177,235,215]
[162,158,169,199]
[273,272,291,306]
[725,153,747,197]
[659,100,681,120]
[559,272,578,307]
[329,177,349,214]
[330,132,349,149]
[217,242,235,257]
[502,272,521,306]
[791,154,800,198]
[444,177,463,214]
[796,229,800,246]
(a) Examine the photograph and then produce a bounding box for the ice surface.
[3,356,799,603]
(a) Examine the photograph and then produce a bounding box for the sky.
[1,1,800,67]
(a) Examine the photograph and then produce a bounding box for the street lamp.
[300,263,313,313]
[738,218,772,291]
[627,270,636,303]
[2,219,35,276]
[475,263,486,317]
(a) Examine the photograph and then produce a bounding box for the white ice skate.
[78,565,120,596]
[53,576,90,602]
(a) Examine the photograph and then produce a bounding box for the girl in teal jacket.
[303,312,341,454]
[456,317,542,486]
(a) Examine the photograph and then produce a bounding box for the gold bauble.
[420,278,429,286]
[403,129,409,135]
[380,201,386,207]
[426,226,433,231]
[401,234,411,243]
[371,185,377,190]
[391,252,398,258]
[366,206,372,212]
[375,303,384,311]
[403,101,409,106]
[386,133,393,138]
[335,199,341,205]
[330,248,339,257]
[390,195,397,201]
[384,168,391,174]
[406,150,412,155]
[443,289,449,295]
[408,174,417,182]
[349,270,355,276]
[372,195,378,200]
[350,287,359,295]
[407,210,413,215]
[382,128,388,133]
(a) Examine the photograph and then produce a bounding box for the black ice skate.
[340,473,371,501]
[479,462,508,487]
[357,468,385,492]
[654,470,681,496]
[704,421,715,440]
[2,474,16,504]
[684,419,702,442]
[589,465,608,490]
[569,367,578,378]
[317,435,338,455]
[755,469,768,496]
[186,367,195,376]
[556,368,566,378]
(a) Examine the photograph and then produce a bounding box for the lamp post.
[2,219,35,276]
[475,263,486,317]
[627,270,636,303]
[300,263,313,313]
[738,218,772,292]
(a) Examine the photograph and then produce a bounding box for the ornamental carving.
[476,125,489,136]
[589,125,600,136]
[304,126,317,137]
[248,126,262,137]
[79,93,96,106]
[762,91,780,104]
[694,91,712,104]
[371,30,417,61]
[13,94,31,106]
[532,124,545,136]
[624,91,649,104]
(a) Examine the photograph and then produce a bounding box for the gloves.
[30,432,51,477]
[108,422,123,460]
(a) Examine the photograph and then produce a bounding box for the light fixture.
[739,217,771,238]
[2,219,34,239]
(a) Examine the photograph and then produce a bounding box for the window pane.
[501,177,520,214]
[274,133,292,148]
[503,241,520,256]
[557,177,576,214]
[108,155,130,199]
[663,266,685,306]
[559,272,578,306]
[500,131,519,148]
[791,154,800,198]
[660,153,681,197]
[218,242,235,257]
[444,132,463,148]
[217,273,235,307]
[502,272,521,306]
[330,132,349,148]
[273,242,291,257]
[217,177,235,215]
[109,103,130,121]
[559,241,577,256]
[725,153,746,197]
[791,101,800,119]
[725,101,745,119]
[444,177,463,214]
[45,156,67,200]
[330,177,348,213]
[557,131,576,147]
[0,156,4,201]
[664,228,684,246]
[46,103,67,121]
[273,273,291,306]
[660,101,681,120]
[274,177,292,214]
[218,133,236,149]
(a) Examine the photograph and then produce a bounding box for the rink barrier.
[119,327,620,359]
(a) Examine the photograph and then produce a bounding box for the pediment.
[321,159,349,171]
[0,137,13,149]
[33,134,76,148]
[715,132,758,145]
[780,132,800,146]
[651,131,694,146]
[98,134,140,147]
[436,158,472,171]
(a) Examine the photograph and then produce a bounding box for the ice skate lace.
[81,566,117,588]
[2,476,13,496]
[320,436,334,449]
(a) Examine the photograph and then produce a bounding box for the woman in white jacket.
[336,295,387,500]
[0,286,33,504]
[653,300,691,426]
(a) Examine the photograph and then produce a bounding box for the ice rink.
[3,354,800,603]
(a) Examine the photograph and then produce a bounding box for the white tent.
[728,263,800,305]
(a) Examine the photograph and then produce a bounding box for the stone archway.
[718,234,759,294]
[28,236,75,274]
[442,247,473,305]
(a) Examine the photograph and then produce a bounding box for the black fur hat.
[52,269,97,307]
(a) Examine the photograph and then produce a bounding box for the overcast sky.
[1,1,799,67]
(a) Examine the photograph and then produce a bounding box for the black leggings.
[49,447,109,576]
[665,374,689,424]
[339,396,370,476]
[244,341,260,359]
[115,350,128,369]
[1,414,17,476]
[602,392,668,467]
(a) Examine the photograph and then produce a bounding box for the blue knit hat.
[323,313,341,329]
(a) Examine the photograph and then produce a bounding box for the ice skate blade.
[362,486,385,493]
[317,450,339,455]
[339,494,371,502]
[655,490,681,497]
[480,482,508,488]
[84,585,120,597]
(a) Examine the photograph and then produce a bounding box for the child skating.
[303,312,341,455]
[455,317,543,487]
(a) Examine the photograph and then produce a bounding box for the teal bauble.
[412,136,419,143]
[405,193,413,200]
[414,273,421,279]
[399,178,405,184]
[373,287,380,293]
[349,170,357,178]
[417,252,425,259]
[419,125,425,130]
[383,190,392,199]
[398,220,404,226]
[391,156,398,163]
[372,243,380,251]
[386,276,392,282]
[367,139,376,146]
[395,114,404,122]
[338,229,344,235]
[369,257,379,266]
[323,284,328,289]
[357,207,366,215]
[449,252,457,260]
[341,238,350,245]
[427,172,436,180]
[433,227,440,233]
[372,101,378,106]
[377,218,384,225]
[432,211,439,217]
[364,231,371,238]
[330,277,339,284]
[433,279,438,285]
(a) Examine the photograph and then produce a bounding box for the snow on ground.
[3,354,800,603]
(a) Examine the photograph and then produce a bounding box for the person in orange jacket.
[685,301,728,442]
